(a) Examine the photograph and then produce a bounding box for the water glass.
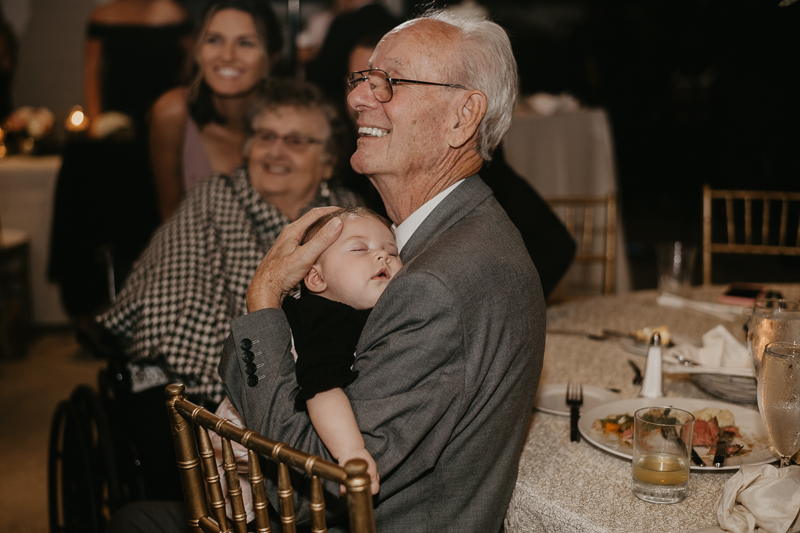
[757,342,800,468]
[632,406,694,504]
[747,299,800,377]
[656,242,697,295]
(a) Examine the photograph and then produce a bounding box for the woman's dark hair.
[189,0,284,126]
[243,79,350,179]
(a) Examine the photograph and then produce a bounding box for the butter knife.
[713,437,729,468]
[691,447,707,467]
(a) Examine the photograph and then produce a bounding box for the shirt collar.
[393,180,464,252]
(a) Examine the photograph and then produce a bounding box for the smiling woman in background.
[149,0,283,221]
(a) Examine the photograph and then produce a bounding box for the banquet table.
[0,155,69,325]
[502,109,631,296]
[504,284,800,533]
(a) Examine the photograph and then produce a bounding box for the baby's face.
[312,215,402,310]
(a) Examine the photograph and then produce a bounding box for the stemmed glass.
[757,342,800,468]
[747,299,800,377]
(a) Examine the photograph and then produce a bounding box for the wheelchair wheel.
[48,399,101,533]
[97,366,147,503]
[48,385,121,533]
[71,385,123,513]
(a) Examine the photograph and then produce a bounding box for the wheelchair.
[47,333,184,533]
[46,138,171,531]
[49,368,133,532]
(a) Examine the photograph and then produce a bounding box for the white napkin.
[665,325,754,376]
[657,292,750,321]
[691,464,800,533]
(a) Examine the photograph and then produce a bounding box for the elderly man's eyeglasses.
[253,129,323,152]
[346,68,467,103]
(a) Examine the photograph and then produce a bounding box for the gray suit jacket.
[219,175,545,532]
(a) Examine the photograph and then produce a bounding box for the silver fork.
[566,382,583,442]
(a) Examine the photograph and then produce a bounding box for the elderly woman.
[98,80,359,502]
[100,78,358,405]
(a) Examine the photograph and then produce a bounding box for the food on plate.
[692,408,743,456]
[693,407,735,432]
[633,325,671,346]
[593,413,635,444]
[593,406,745,457]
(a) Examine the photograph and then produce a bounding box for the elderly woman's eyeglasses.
[253,130,324,152]
[346,68,467,103]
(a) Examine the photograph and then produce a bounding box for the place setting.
[538,292,800,499]
[546,299,800,524]
[568,324,782,474]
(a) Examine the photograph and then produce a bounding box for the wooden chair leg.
[165,385,211,533]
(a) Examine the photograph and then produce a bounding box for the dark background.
[405,0,800,288]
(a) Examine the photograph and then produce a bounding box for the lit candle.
[65,106,89,132]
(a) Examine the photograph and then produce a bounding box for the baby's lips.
[372,266,390,280]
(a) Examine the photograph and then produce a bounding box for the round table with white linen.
[504,284,800,533]
[0,155,68,325]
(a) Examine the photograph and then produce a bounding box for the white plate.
[534,383,620,416]
[578,397,779,471]
[620,333,699,356]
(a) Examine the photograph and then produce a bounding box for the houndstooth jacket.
[98,168,359,403]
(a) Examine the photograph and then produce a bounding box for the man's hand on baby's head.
[246,207,343,311]
[338,447,380,496]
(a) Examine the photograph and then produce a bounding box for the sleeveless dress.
[181,116,213,191]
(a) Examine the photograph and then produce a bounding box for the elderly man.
[221,10,545,532]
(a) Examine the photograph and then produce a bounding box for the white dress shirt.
[393,180,464,253]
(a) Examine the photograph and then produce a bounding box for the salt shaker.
[638,331,664,398]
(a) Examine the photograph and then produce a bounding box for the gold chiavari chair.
[165,383,376,533]
[546,193,616,295]
[702,185,800,285]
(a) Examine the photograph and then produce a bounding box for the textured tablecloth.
[0,155,68,324]
[505,285,800,533]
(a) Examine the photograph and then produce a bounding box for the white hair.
[421,9,519,161]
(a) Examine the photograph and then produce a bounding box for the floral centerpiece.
[1,106,56,155]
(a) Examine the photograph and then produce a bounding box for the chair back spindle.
[545,193,616,297]
[165,384,376,533]
[702,185,800,284]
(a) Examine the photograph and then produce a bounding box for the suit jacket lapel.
[399,174,493,263]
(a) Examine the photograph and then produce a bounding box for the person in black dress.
[84,0,192,136]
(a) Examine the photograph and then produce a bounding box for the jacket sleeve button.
[240,338,253,351]
[247,375,258,387]
[242,350,254,363]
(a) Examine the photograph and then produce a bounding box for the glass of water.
[632,406,694,504]
[747,299,800,377]
[758,342,800,468]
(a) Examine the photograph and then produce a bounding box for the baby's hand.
[338,448,380,496]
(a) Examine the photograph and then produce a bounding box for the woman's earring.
[320,180,330,198]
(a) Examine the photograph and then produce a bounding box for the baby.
[283,206,400,494]
[215,207,399,506]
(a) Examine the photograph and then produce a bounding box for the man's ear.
[304,266,327,294]
[447,90,487,149]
